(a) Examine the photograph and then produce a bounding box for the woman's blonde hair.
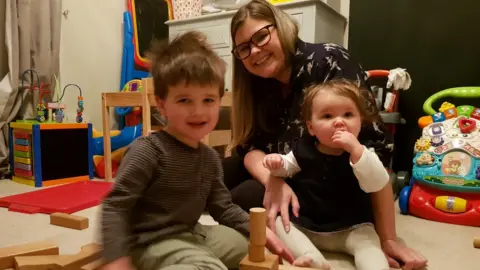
[230,0,299,149]
[301,79,377,124]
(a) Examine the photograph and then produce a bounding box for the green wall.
[348,0,480,172]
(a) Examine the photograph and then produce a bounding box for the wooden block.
[248,242,265,262]
[248,243,265,262]
[14,255,72,270]
[240,253,279,270]
[80,259,104,270]
[0,241,59,270]
[474,237,480,248]
[50,212,89,230]
[14,242,102,270]
[250,208,267,246]
[80,243,102,253]
[61,243,102,269]
[278,265,321,270]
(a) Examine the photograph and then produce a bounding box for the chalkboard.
[349,0,480,172]
[130,0,172,67]
[40,128,89,181]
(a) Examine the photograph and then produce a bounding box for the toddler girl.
[263,79,390,270]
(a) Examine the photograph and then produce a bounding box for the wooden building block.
[240,254,279,270]
[0,241,59,270]
[248,243,265,262]
[14,255,72,270]
[278,265,321,270]
[50,212,89,230]
[249,208,266,246]
[60,243,102,269]
[474,237,480,248]
[14,243,102,270]
[80,259,104,270]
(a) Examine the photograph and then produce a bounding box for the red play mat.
[0,181,113,214]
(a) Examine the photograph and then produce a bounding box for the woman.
[223,0,427,269]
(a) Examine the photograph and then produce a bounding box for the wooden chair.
[101,78,233,181]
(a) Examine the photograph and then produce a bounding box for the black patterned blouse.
[237,39,390,165]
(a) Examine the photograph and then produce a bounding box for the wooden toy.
[8,121,94,187]
[249,208,267,262]
[240,207,277,270]
[50,212,89,230]
[240,207,320,270]
[0,241,59,269]
[474,237,480,248]
[14,243,102,270]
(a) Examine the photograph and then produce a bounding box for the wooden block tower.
[240,207,279,270]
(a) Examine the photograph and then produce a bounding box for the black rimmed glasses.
[232,24,275,60]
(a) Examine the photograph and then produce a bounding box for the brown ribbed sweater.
[100,130,250,263]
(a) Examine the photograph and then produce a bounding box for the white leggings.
[275,217,389,270]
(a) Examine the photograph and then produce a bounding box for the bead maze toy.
[20,69,52,123]
[21,70,85,124]
[51,83,85,124]
[8,121,94,187]
[10,71,93,187]
[399,87,480,227]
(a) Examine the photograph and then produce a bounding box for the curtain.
[0,0,62,178]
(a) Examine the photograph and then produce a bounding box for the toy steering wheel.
[423,87,480,115]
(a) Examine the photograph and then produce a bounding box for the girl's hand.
[382,239,427,270]
[263,176,300,234]
[262,154,284,171]
[265,227,295,264]
[332,130,361,153]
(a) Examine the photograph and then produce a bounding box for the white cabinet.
[166,0,347,92]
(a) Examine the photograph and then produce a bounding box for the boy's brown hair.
[301,78,377,124]
[147,31,226,99]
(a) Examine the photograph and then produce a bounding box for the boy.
[100,31,293,270]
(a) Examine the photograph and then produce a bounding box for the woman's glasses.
[232,24,275,60]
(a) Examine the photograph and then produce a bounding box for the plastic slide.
[92,124,143,156]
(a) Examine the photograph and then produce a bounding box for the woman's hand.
[263,176,300,234]
[382,239,427,270]
[265,227,295,264]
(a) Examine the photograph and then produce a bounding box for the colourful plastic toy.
[91,124,142,178]
[127,0,173,70]
[0,181,112,214]
[115,79,143,127]
[8,121,94,187]
[91,124,143,156]
[399,87,480,227]
[93,147,128,178]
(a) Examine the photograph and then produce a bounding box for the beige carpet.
[0,180,478,270]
